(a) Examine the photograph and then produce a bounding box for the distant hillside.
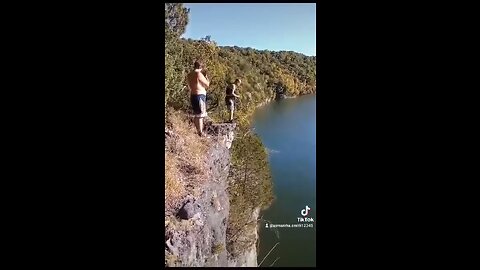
[167,38,316,119]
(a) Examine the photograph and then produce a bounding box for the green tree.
[165,3,189,38]
[165,3,190,115]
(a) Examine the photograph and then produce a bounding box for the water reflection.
[253,94,316,267]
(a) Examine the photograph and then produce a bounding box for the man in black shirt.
[225,79,241,122]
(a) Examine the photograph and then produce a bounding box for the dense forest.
[165,3,315,262]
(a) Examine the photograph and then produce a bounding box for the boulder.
[178,199,202,220]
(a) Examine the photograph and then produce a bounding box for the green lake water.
[253,94,316,267]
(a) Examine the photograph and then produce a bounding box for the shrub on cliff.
[226,126,274,257]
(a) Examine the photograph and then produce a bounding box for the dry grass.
[165,253,178,267]
[212,243,224,255]
[165,151,186,210]
[165,109,210,214]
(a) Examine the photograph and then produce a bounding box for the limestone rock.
[178,199,202,220]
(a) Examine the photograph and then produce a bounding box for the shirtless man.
[186,60,210,136]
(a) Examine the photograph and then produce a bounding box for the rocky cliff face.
[165,123,258,267]
[227,207,260,267]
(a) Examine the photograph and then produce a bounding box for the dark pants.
[225,96,235,110]
[191,94,206,117]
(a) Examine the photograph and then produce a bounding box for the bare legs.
[228,99,235,122]
[229,108,234,121]
[194,117,204,136]
[195,97,206,136]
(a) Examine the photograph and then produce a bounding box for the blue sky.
[182,3,316,56]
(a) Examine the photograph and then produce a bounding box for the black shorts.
[191,94,206,117]
[225,96,235,110]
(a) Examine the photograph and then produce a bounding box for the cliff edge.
[165,122,259,267]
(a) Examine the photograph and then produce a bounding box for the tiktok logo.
[301,205,311,217]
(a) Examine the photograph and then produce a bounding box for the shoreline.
[255,92,316,109]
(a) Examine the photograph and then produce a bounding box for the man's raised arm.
[232,85,240,98]
[198,72,210,88]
